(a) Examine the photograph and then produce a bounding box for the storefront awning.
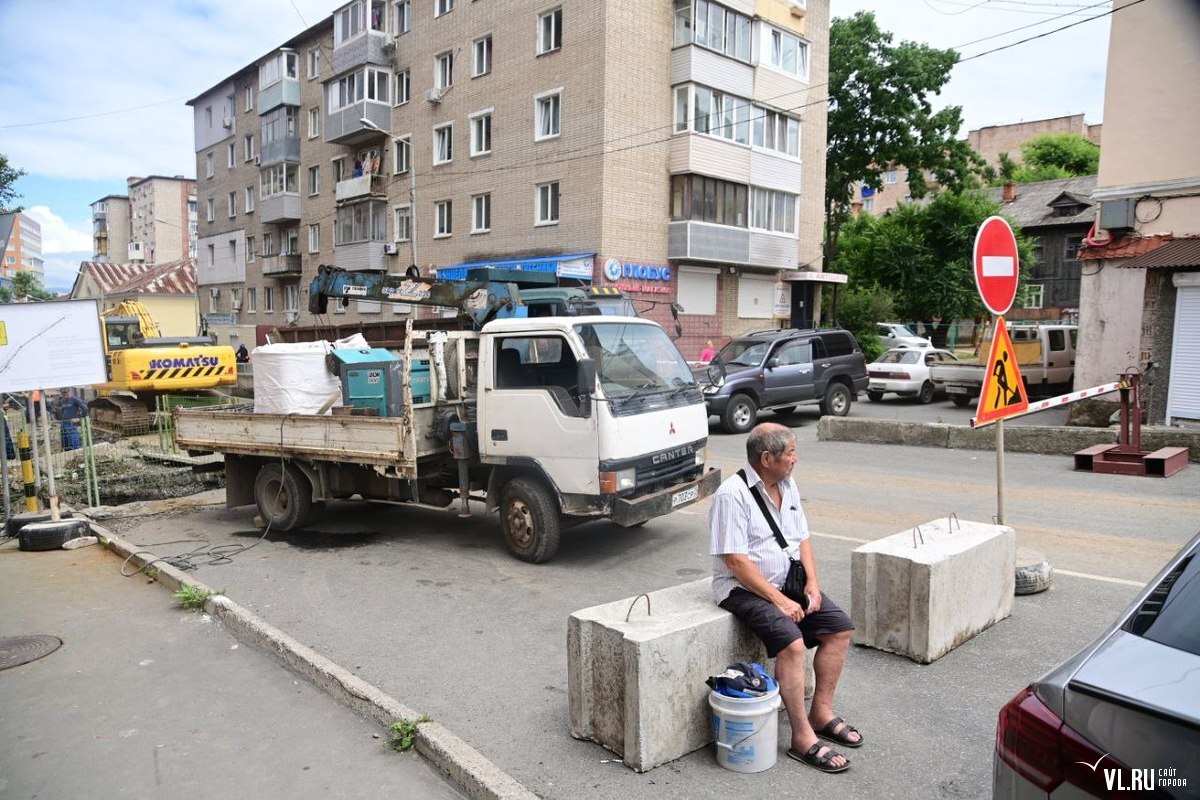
[436,253,596,281]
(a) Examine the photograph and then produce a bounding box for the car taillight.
[996,686,1126,798]
[870,370,910,380]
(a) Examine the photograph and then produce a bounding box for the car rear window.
[821,333,856,357]
[1122,552,1200,657]
[877,350,920,364]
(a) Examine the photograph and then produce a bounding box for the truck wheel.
[722,394,757,434]
[866,390,883,403]
[918,381,935,404]
[254,463,313,532]
[501,478,561,563]
[951,395,973,408]
[819,383,852,417]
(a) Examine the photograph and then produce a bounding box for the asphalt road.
[111,406,1199,800]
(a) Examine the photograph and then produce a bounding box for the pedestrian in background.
[56,388,88,451]
[699,340,717,363]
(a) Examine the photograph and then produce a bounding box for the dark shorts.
[719,586,855,658]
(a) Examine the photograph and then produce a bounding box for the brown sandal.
[815,716,863,748]
[787,742,850,773]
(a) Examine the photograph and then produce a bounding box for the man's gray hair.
[745,423,795,463]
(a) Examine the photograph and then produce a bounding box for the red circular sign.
[973,216,1019,316]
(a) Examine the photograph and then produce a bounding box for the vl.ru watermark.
[1103,766,1187,792]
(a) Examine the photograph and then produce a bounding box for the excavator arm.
[308,264,533,329]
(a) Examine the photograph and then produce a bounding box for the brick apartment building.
[187,0,830,356]
[90,175,198,265]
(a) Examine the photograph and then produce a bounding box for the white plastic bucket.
[708,688,782,773]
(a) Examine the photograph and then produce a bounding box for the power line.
[0,96,190,130]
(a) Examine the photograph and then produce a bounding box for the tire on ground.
[254,462,315,532]
[6,510,75,539]
[1014,547,1052,595]
[722,394,758,434]
[951,395,973,408]
[867,390,883,403]
[918,381,935,404]
[19,518,90,552]
[819,382,853,417]
[500,477,561,563]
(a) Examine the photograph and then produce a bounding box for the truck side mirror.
[767,357,780,369]
[576,357,596,418]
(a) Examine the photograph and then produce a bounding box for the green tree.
[0,153,25,214]
[825,12,983,264]
[11,271,51,302]
[1020,133,1099,176]
[831,284,896,361]
[831,190,1036,345]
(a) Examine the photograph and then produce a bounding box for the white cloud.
[25,206,92,254]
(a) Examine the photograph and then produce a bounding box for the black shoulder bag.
[737,469,809,610]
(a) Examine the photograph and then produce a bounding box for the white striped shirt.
[709,461,809,604]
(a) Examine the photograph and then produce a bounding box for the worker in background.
[56,388,88,451]
[236,343,250,363]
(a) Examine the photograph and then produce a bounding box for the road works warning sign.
[975,317,1029,426]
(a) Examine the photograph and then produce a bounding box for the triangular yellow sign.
[975,317,1029,426]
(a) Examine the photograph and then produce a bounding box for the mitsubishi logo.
[669,421,676,435]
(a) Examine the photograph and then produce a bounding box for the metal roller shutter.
[1166,283,1200,423]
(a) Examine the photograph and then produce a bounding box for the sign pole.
[996,418,1005,525]
[38,390,60,521]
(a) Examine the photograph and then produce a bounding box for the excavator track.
[89,396,154,436]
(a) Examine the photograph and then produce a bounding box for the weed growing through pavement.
[173,584,215,610]
[388,715,432,751]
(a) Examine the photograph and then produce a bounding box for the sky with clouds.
[0,0,1113,291]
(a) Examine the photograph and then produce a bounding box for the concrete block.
[567,578,767,772]
[851,518,1015,664]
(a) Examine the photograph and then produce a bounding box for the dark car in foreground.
[993,531,1200,799]
[695,328,868,433]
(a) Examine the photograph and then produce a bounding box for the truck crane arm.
[308,264,535,329]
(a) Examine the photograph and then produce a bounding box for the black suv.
[696,328,869,433]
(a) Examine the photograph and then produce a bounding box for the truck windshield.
[716,340,771,367]
[574,322,693,397]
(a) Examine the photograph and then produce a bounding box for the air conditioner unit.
[787,0,806,15]
[254,155,261,166]
[384,242,399,255]
[230,301,242,311]
[425,87,446,104]
[221,117,234,129]
[382,39,396,52]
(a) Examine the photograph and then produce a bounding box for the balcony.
[260,193,302,223]
[335,174,385,202]
[261,254,302,276]
[333,240,388,271]
[259,76,301,114]
[324,101,391,146]
[260,135,301,167]
[333,29,392,75]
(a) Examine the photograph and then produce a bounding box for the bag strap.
[737,469,790,552]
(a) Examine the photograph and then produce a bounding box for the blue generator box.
[330,348,404,417]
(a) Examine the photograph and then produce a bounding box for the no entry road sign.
[974,216,1020,316]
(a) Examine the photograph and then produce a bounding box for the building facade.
[1,212,45,286]
[91,176,197,264]
[188,0,830,356]
[1075,0,1200,426]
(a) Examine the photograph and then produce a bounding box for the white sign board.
[0,300,108,393]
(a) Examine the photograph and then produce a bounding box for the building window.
[538,7,562,54]
[535,89,561,140]
[229,239,237,263]
[308,223,321,253]
[394,204,412,241]
[260,164,299,198]
[885,169,898,184]
[435,0,453,18]
[206,198,215,222]
[227,191,237,218]
[862,197,874,213]
[750,107,800,157]
[394,69,410,105]
[766,26,809,80]
[674,0,751,63]
[205,153,214,178]
[435,52,454,90]
[393,0,411,34]
[749,187,797,234]
[245,187,255,213]
[308,165,320,195]
[335,200,388,244]
[335,0,367,45]
[473,35,492,77]
[227,143,236,168]
[433,123,453,164]
[674,84,749,145]
[1024,285,1044,309]
[1065,235,1084,260]
[264,286,275,312]
[392,136,411,174]
[670,174,747,227]
[244,134,256,162]
[308,107,320,138]
[327,67,391,112]
[246,236,256,262]
[536,181,560,225]
[470,111,492,156]
[307,48,321,79]
[332,156,346,182]
[244,86,254,112]
[472,193,491,233]
[247,287,257,312]
[263,231,276,256]
[435,200,453,237]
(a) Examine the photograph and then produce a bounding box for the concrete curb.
[87,520,537,800]
[819,417,1200,460]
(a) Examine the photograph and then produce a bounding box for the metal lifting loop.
[948,512,960,532]
[912,525,925,548]
[625,592,652,622]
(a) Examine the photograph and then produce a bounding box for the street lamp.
[360,117,418,272]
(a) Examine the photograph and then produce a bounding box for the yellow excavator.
[92,300,238,434]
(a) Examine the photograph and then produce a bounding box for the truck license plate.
[671,486,699,508]
[947,386,968,395]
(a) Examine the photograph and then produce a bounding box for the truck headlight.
[599,468,637,494]
[702,384,720,395]
[694,445,706,467]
